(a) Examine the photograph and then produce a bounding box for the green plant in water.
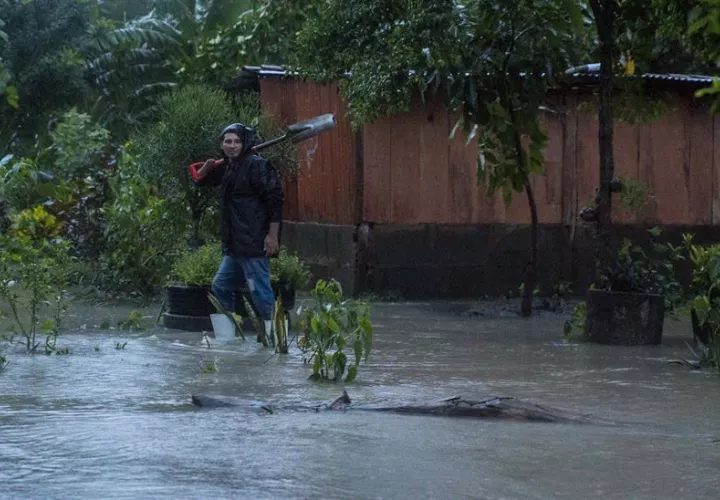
[242,295,267,346]
[542,280,573,312]
[563,302,587,342]
[683,234,720,375]
[199,358,219,374]
[0,233,71,354]
[117,310,145,331]
[0,350,8,371]
[599,227,686,314]
[273,297,289,354]
[298,279,373,382]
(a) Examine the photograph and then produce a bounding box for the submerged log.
[191,391,613,425]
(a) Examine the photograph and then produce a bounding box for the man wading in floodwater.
[189,123,284,341]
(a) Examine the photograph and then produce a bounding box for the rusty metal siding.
[259,78,300,221]
[262,75,719,227]
[259,78,357,225]
[294,81,357,225]
[569,94,715,226]
[689,99,714,225]
[362,94,564,225]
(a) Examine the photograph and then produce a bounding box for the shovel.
[253,113,336,151]
[189,113,336,181]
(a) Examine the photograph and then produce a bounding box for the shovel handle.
[189,159,224,182]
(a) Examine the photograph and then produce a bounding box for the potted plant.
[162,242,221,330]
[270,247,311,310]
[585,228,684,346]
[683,234,719,349]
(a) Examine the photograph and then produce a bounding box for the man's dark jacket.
[193,132,284,259]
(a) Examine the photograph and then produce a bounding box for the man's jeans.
[211,256,275,321]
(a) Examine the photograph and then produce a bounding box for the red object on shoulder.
[189,159,224,182]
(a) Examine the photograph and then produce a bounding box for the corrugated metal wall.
[260,76,720,227]
[259,77,358,225]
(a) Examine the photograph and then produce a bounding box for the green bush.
[171,241,222,287]
[96,143,187,299]
[0,233,72,354]
[133,84,239,247]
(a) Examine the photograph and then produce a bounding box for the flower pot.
[164,283,255,332]
[691,307,712,346]
[585,289,665,345]
[273,281,296,311]
[162,312,213,331]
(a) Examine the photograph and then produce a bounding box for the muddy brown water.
[1,299,720,499]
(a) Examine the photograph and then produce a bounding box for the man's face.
[222,132,243,158]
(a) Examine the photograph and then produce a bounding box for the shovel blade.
[287,113,336,143]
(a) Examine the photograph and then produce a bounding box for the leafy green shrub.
[171,242,222,287]
[599,227,685,313]
[0,234,72,354]
[298,279,373,382]
[134,84,238,247]
[0,155,56,212]
[684,234,720,374]
[0,111,113,260]
[97,144,187,299]
[10,205,64,240]
[48,109,110,182]
[270,246,310,289]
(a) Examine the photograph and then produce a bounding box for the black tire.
[165,285,215,316]
[162,312,213,332]
[165,285,256,316]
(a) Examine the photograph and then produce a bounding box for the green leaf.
[327,316,340,333]
[5,85,18,108]
[312,354,322,375]
[345,365,358,382]
[353,338,363,365]
[693,295,711,325]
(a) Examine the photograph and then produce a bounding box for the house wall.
[256,74,720,298]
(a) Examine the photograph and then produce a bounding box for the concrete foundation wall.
[281,221,720,300]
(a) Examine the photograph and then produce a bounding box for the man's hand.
[264,233,278,257]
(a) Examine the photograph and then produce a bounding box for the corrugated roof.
[567,72,716,84]
[242,65,718,86]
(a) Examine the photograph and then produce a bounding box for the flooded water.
[1,299,720,499]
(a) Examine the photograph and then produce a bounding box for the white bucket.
[210,314,236,342]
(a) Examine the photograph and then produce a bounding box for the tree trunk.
[521,178,539,317]
[191,391,617,426]
[589,0,618,287]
